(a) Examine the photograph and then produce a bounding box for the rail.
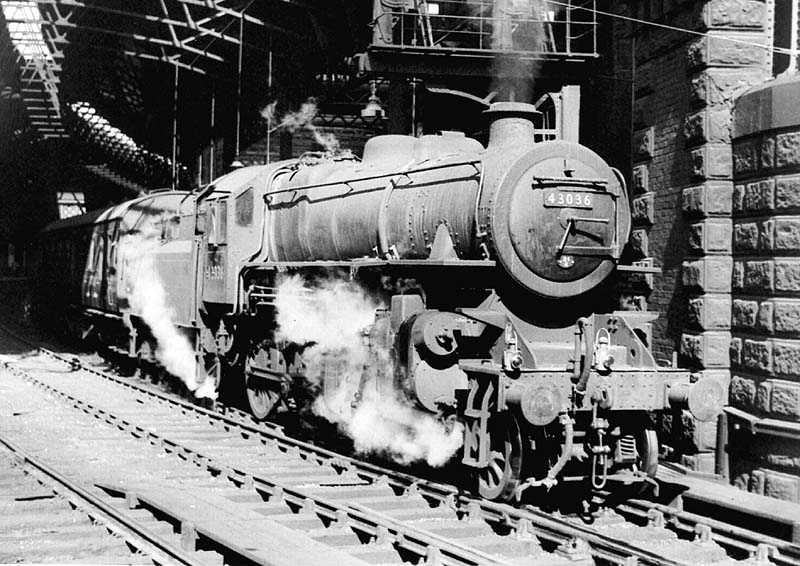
[0,434,206,566]
[3,324,796,566]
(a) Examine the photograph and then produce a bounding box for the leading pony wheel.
[246,380,281,420]
[477,413,524,502]
[638,428,659,479]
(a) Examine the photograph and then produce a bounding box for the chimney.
[484,102,540,148]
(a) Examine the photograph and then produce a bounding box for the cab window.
[235,188,254,227]
[217,200,227,244]
[196,205,207,235]
[208,204,217,245]
[207,200,227,246]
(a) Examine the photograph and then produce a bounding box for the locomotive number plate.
[542,189,594,209]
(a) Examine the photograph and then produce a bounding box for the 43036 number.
[543,190,593,209]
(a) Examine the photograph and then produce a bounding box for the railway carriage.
[35,102,725,502]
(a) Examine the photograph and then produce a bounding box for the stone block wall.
[625,0,768,472]
[728,75,800,501]
[677,1,768,471]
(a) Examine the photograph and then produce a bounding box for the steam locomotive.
[35,102,724,502]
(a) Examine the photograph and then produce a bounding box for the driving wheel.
[477,413,524,502]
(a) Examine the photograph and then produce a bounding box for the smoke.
[119,228,217,400]
[274,275,463,467]
[260,97,340,153]
[469,0,563,102]
[260,100,278,124]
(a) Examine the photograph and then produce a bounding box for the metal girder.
[0,0,287,170]
[22,12,227,63]
[1,0,326,191]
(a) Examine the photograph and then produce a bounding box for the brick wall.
[728,76,800,501]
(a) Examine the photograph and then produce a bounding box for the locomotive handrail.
[263,160,482,200]
[531,175,608,187]
[556,216,614,257]
[616,263,661,273]
[574,316,593,393]
[237,258,496,269]
[473,159,488,240]
[561,245,615,256]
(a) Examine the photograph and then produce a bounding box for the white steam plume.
[260,97,341,153]
[468,0,564,101]
[119,228,217,400]
[275,275,463,467]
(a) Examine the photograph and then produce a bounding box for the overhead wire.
[547,0,798,57]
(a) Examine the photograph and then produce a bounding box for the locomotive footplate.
[457,359,721,499]
[460,364,723,423]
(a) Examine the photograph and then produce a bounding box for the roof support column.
[235,13,243,157]
[172,62,180,191]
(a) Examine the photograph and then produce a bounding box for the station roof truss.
[1,0,317,188]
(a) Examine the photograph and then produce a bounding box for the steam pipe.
[572,319,582,381]
[575,317,593,393]
[545,414,574,483]
[513,413,574,499]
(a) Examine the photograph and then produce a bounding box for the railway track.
[0,328,797,566]
[0,434,207,565]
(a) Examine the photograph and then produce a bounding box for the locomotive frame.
[35,102,725,502]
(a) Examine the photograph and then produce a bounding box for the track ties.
[0,435,207,566]
[0,328,797,566]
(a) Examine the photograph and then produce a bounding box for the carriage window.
[169,215,180,240]
[160,216,169,241]
[235,188,254,226]
[159,214,180,241]
[90,228,105,273]
[108,222,119,271]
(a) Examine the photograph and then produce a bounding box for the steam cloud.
[275,275,463,467]
[261,97,341,153]
[469,0,563,102]
[119,228,217,400]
